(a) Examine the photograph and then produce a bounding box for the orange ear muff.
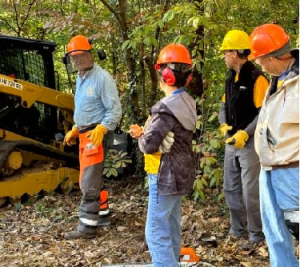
[185,74,192,86]
[162,67,176,86]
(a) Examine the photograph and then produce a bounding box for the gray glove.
[159,131,175,153]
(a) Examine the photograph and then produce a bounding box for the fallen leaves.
[0,176,275,267]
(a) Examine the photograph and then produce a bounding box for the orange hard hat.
[67,35,92,56]
[156,43,192,65]
[249,24,290,59]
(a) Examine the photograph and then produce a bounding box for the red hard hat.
[156,43,192,65]
[249,24,290,59]
[67,35,92,56]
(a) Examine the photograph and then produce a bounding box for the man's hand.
[129,124,144,139]
[159,131,175,153]
[87,124,108,147]
[225,130,249,149]
[219,123,233,136]
[63,126,79,146]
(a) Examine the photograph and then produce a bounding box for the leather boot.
[64,230,96,239]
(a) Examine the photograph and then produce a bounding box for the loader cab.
[0,35,60,142]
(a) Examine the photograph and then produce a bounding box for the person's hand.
[219,123,232,136]
[225,130,249,149]
[159,131,175,153]
[63,126,79,146]
[129,124,144,139]
[87,124,108,147]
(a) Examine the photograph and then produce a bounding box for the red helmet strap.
[185,74,192,86]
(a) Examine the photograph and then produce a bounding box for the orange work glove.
[219,123,233,137]
[63,126,79,146]
[87,124,108,147]
[225,130,249,149]
[129,124,144,139]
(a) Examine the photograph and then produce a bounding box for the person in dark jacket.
[218,29,269,249]
[129,43,197,266]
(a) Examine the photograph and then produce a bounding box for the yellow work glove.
[63,126,79,146]
[159,131,175,153]
[225,130,249,149]
[219,123,233,137]
[87,124,108,147]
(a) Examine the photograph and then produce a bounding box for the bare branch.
[13,1,20,35]
[19,0,36,31]
[0,17,18,35]
[98,0,122,27]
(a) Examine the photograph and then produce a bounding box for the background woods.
[0,1,299,266]
[0,0,298,198]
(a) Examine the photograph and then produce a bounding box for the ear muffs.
[185,74,192,86]
[162,67,176,86]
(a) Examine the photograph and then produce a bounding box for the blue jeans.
[145,174,182,267]
[259,168,299,267]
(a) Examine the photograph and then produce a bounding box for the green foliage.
[0,0,298,203]
[34,198,55,218]
[103,149,132,178]
[192,93,225,202]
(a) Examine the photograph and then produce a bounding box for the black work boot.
[64,230,96,240]
[241,240,265,251]
[241,232,265,251]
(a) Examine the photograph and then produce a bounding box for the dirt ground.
[0,175,279,267]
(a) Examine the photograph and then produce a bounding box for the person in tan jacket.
[250,24,299,267]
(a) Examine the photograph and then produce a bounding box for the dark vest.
[225,61,265,135]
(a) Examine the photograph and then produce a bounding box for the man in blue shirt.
[63,35,122,239]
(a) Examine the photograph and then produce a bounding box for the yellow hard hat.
[220,30,251,51]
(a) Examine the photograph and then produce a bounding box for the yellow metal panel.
[0,167,79,199]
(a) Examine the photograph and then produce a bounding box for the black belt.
[78,124,98,134]
[271,161,299,170]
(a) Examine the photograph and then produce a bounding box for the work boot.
[64,230,96,240]
[241,240,265,251]
[228,228,248,240]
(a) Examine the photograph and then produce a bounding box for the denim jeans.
[145,174,182,267]
[259,168,299,267]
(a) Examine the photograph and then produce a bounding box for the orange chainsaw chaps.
[100,190,109,210]
[78,131,104,187]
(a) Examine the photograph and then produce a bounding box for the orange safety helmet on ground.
[220,29,251,51]
[249,24,290,60]
[156,43,192,65]
[67,35,92,56]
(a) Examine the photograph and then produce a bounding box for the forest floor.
[0,175,292,267]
